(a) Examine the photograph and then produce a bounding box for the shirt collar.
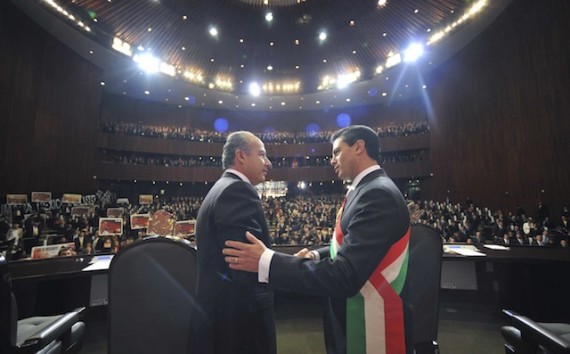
[225,168,251,184]
[347,165,381,194]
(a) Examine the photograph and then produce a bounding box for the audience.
[99,150,428,169]
[99,120,430,144]
[2,190,569,262]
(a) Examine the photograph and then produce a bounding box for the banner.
[31,242,75,259]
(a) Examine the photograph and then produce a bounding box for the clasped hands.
[222,231,315,273]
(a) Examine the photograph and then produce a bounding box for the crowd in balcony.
[99,120,430,144]
[99,150,428,169]
[1,188,569,262]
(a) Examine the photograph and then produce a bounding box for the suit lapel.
[343,169,384,213]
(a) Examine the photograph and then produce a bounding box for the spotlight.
[133,53,160,74]
[403,42,424,62]
[249,82,261,97]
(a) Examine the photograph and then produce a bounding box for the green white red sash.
[331,200,411,354]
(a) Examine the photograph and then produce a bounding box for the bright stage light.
[133,53,161,74]
[249,82,261,97]
[403,43,424,62]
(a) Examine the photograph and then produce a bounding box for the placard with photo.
[71,205,91,216]
[6,194,28,205]
[31,192,52,203]
[139,194,153,205]
[174,220,196,237]
[130,214,150,230]
[99,217,124,236]
[107,207,124,218]
[62,193,82,204]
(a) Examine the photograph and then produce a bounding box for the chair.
[108,236,198,354]
[0,255,85,354]
[501,309,570,354]
[406,224,443,354]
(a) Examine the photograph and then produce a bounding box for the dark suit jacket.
[269,169,412,354]
[192,172,276,354]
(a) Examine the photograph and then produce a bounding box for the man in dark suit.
[191,131,275,354]
[224,125,412,354]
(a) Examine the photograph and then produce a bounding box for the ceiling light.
[133,53,161,74]
[249,82,261,97]
[265,12,273,22]
[319,32,327,41]
[209,27,218,37]
[403,42,424,62]
[267,65,273,71]
[378,0,387,7]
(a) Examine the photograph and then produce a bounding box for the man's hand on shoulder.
[223,231,266,272]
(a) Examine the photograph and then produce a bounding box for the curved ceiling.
[14,0,512,111]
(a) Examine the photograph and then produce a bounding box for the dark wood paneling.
[3,0,568,220]
[424,0,570,217]
[0,1,100,195]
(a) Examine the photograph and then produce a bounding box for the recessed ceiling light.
[265,12,273,22]
[209,27,218,37]
[267,65,273,71]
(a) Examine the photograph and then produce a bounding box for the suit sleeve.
[214,181,268,282]
[269,187,409,297]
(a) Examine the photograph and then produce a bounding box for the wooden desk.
[9,244,570,321]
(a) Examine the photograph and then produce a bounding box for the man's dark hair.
[330,125,380,160]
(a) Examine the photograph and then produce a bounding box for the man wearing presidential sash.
[224,125,412,354]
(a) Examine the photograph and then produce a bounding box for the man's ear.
[354,139,366,155]
[235,149,245,165]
